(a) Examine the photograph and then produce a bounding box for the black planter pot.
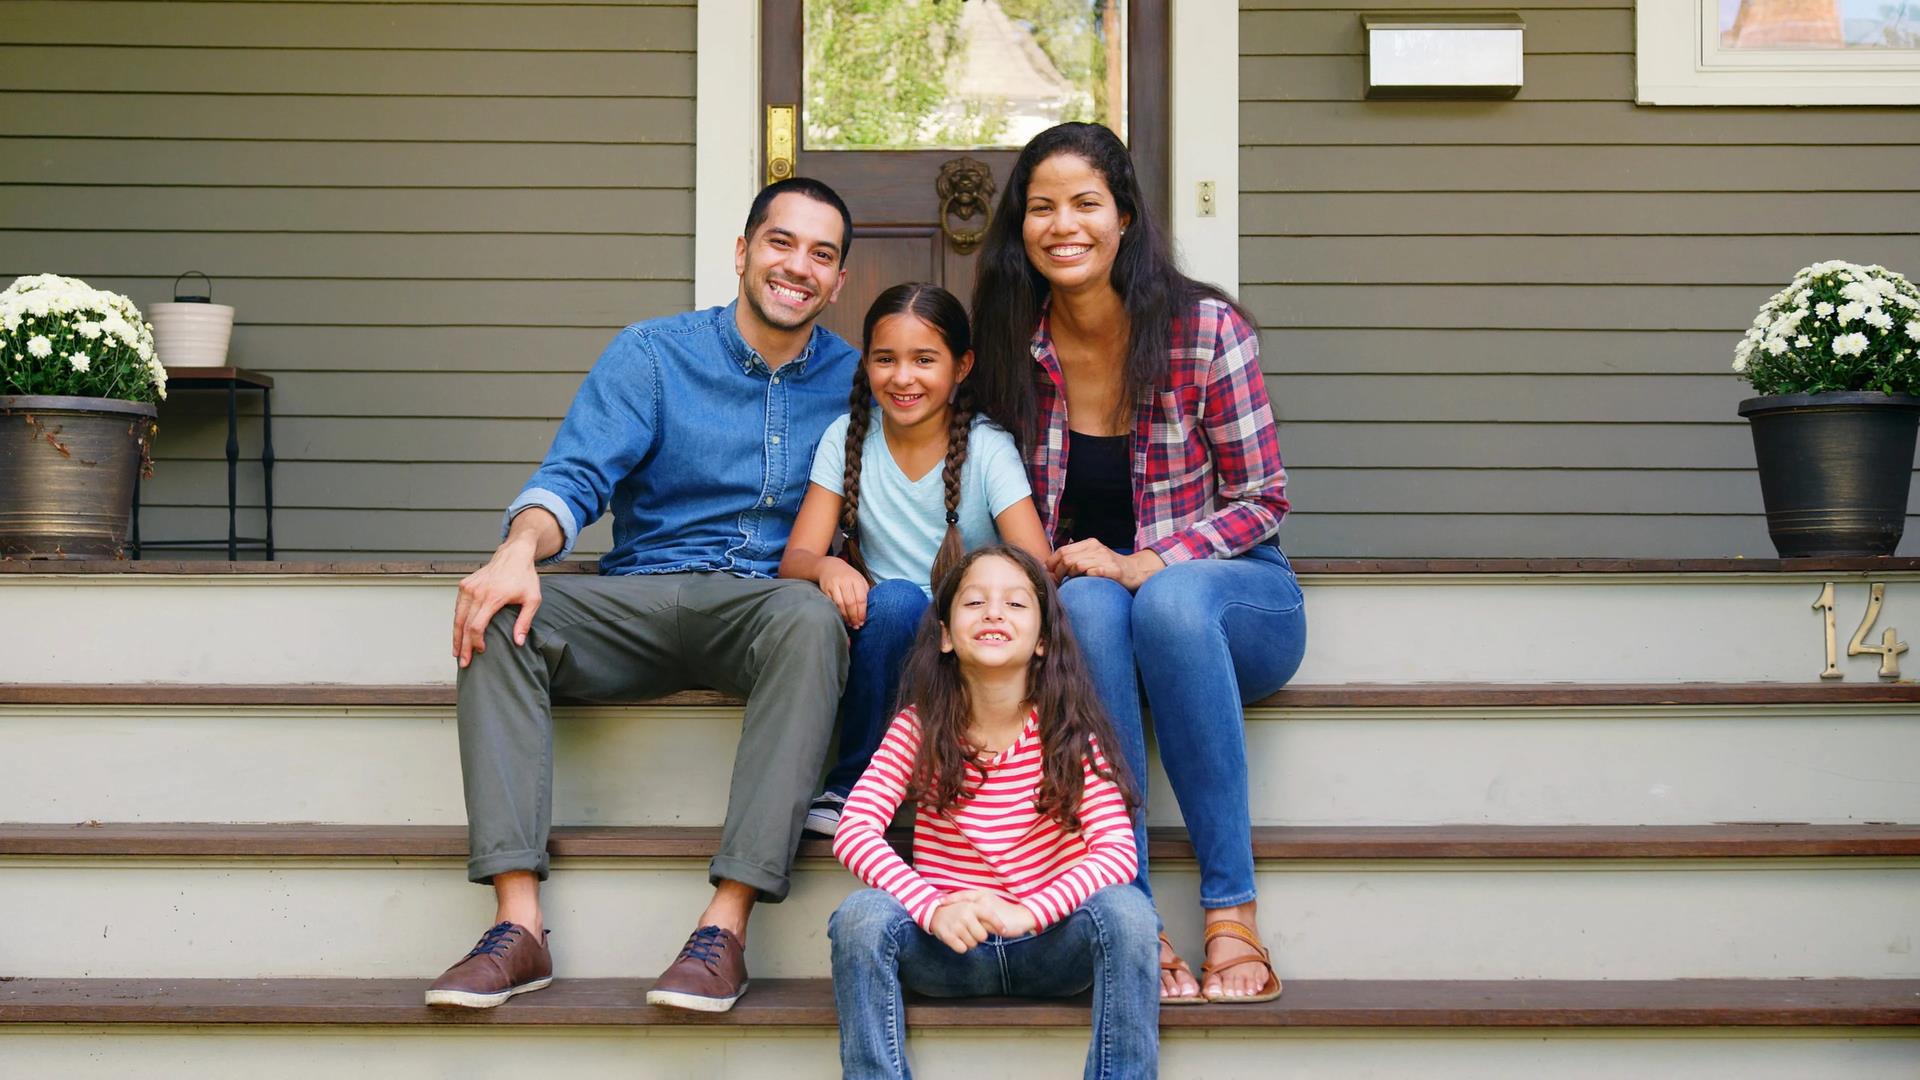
[1738,391,1920,558]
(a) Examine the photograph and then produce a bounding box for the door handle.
[766,105,796,185]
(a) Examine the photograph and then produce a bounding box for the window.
[1637,1,1920,105]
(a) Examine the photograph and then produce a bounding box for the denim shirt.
[505,301,860,577]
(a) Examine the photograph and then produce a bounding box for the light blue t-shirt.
[808,414,1032,595]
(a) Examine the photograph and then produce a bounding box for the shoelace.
[676,926,729,970]
[464,921,520,959]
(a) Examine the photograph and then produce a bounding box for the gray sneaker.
[803,791,848,836]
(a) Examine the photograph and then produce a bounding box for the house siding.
[1242,0,1920,556]
[1,0,696,558]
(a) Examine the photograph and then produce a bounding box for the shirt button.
[771,435,781,445]
[771,376,781,385]
[764,497,774,507]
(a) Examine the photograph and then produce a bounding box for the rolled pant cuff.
[1200,888,1258,909]
[710,853,790,903]
[468,849,550,886]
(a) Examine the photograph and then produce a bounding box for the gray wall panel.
[1241,2,1920,556]
[7,0,695,558]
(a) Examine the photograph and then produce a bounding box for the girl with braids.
[970,122,1306,1006]
[780,283,1049,837]
[829,545,1158,1080]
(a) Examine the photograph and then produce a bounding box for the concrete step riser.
[5,859,1913,980]
[7,573,1915,684]
[8,705,1917,827]
[6,1027,1916,1079]
[2,1028,1916,1079]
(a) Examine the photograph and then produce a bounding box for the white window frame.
[1636,1,1920,106]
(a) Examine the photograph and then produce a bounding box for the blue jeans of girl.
[822,578,931,795]
[1060,544,1308,907]
[829,885,1160,1080]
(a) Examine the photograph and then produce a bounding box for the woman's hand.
[817,556,871,628]
[1048,540,1165,591]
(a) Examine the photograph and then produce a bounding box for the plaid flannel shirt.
[1028,296,1289,564]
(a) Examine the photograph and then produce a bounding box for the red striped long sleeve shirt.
[831,706,1138,933]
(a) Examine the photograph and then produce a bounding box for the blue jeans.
[829,885,1160,1080]
[822,578,931,795]
[1060,545,1307,907]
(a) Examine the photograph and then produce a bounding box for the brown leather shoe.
[424,921,553,1008]
[645,925,748,1012]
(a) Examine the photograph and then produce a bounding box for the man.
[424,178,859,1013]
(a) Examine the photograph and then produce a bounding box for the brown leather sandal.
[1157,933,1205,1006]
[1199,919,1283,1003]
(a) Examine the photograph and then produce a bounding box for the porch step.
[5,975,1917,1028]
[6,823,1915,981]
[9,559,1920,684]
[7,682,1916,827]
[9,822,1920,859]
[2,978,1915,1080]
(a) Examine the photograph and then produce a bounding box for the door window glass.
[804,0,1127,150]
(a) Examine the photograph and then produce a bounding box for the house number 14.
[1814,582,1908,680]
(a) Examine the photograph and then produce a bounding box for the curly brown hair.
[897,544,1139,830]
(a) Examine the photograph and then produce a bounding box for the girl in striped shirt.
[829,545,1159,1079]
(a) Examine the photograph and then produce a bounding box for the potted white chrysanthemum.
[1,274,167,558]
[1735,260,1920,558]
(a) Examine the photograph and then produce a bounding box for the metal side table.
[132,366,275,560]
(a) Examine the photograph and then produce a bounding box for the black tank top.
[1057,432,1135,550]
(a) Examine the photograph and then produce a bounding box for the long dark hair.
[970,122,1255,446]
[897,544,1139,830]
[840,282,977,590]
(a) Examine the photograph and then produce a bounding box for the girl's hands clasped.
[930,890,1040,952]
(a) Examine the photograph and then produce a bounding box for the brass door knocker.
[937,156,995,255]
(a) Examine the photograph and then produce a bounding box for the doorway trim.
[692,0,1238,306]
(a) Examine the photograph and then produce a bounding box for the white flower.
[75,320,102,340]
[1866,308,1895,331]
[1838,302,1867,324]
[1763,336,1789,356]
[1908,320,1920,343]
[1734,338,1757,369]
[1816,302,1836,318]
[1797,335,1813,348]
[68,352,91,372]
[1751,310,1771,329]
[1842,281,1875,303]
[26,335,52,358]
[1833,333,1870,358]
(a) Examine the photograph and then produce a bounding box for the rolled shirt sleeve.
[502,328,661,563]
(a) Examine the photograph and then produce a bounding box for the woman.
[970,122,1307,1005]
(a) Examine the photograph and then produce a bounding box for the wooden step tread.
[10,682,1920,709]
[3,977,1915,1028]
[8,823,1918,860]
[11,557,1920,575]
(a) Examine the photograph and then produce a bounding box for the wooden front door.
[762,0,1167,345]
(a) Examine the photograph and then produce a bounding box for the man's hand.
[817,556,871,628]
[1047,540,1165,591]
[453,510,557,668]
[929,898,994,954]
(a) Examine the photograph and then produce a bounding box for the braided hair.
[840,282,975,585]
